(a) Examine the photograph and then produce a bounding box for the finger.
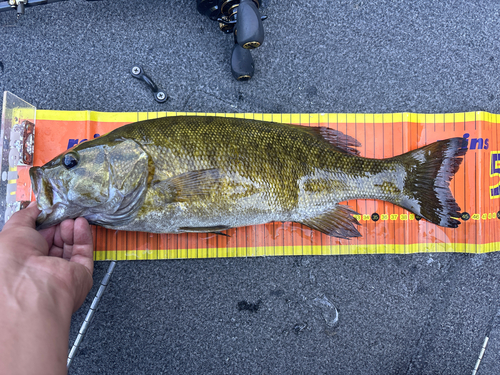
[48,245,64,258]
[59,219,75,261]
[69,218,94,275]
[52,222,64,249]
[38,225,56,249]
[2,202,40,231]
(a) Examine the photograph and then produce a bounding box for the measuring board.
[1,99,499,260]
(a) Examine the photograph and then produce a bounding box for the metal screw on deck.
[156,92,166,101]
[67,261,117,369]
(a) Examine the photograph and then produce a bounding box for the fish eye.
[62,152,80,170]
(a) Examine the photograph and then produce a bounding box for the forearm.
[0,271,73,375]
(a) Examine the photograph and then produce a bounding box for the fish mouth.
[29,166,42,198]
[29,166,69,229]
[35,202,71,229]
[29,166,50,213]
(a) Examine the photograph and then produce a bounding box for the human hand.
[0,202,94,374]
[0,202,94,313]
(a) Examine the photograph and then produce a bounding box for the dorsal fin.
[315,127,361,155]
[290,124,361,155]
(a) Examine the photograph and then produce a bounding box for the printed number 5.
[491,152,500,199]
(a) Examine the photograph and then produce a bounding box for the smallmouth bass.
[30,116,467,238]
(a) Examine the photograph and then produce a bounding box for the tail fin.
[398,138,467,228]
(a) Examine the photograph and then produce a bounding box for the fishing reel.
[197,0,267,80]
[0,0,103,18]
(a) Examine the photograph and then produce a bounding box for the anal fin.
[300,205,361,239]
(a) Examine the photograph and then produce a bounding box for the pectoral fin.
[155,169,222,202]
[179,225,232,235]
[300,205,361,239]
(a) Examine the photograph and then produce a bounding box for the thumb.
[2,202,40,231]
[68,217,94,312]
[70,217,94,275]
[69,262,94,313]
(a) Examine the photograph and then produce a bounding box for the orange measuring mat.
[26,111,500,260]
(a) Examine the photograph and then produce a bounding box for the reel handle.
[235,0,264,49]
[231,43,254,81]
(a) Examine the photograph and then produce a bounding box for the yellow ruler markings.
[93,241,500,260]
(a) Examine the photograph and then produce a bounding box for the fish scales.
[115,117,388,224]
[30,116,467,238]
